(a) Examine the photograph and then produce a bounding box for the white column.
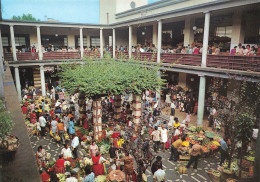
[80,27,84,58]
[10,25,17,61]
[183,17,194,46]
[231,11,244,45]
[112,28,116,58]
[201,12,210,68]
[40,65,46,96]
[129,25,132,59]
[14,66,21,101]
[152,22,158,46]
[36,26,43,60]
[157,20,162,63]
[100,28,103,58]
[197,75,206,126]
[0,28,4,98]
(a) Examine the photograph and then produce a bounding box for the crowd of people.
[20,75,258,182]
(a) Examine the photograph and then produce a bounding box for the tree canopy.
[12,13,40,21]
[59,56,166,98]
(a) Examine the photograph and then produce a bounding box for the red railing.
[4,52,39,61]
[43,52,80,60]
[161,53,201,66]
[84,51,100,58]
[132,52,157,62]
[4,52,260,72]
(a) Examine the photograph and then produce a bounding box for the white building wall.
[99,0,148,24]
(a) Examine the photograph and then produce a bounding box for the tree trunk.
[93,97,102,140]
[114,95,121,121]
[132,95,142,127]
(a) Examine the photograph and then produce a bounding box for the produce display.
[0,135,19,152]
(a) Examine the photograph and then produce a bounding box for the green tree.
[59,54,166,139]
[209,78,260,176]
[12,13,40,21]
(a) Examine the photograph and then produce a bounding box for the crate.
[179,155,190,161]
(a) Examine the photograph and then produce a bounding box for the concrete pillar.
[152,22,158,46]
[14,66,21,101]
[201,12,210,68]
[157,20,162,63]
[197,12,210,126]
[178,72,187,88]
[100,28,103,58]
[67,34,75,49]
[231,11,245,45]
[36,26,43,60]
[132,27,137,46]
[112,28,116,58]
[197,75,206,126]
[183,17,194,46]
[129,25,132,59]
[0,28,4,98]
[10,25,17,61]
[80,28,84,58]
[40,65,46,96]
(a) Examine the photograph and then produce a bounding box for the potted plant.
[0,99,19,161]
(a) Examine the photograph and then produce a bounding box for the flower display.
[64,161,71,166]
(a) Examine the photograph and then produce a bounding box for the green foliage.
[59,56,166,98]
[12,13,40,21]
[0,100,13,137]
[235,112,254,144]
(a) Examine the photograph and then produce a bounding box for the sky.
[2,0,160,24]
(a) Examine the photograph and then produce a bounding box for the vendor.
[61,143,72,160]
[54,154,65,173]
[89,141,99,157]
[186,143,203,169]
[169,136,186,161]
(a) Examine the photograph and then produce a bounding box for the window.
[15,36,26,46]
[64,38,68,46]
[90,37,100,47]
[2,37,9,46]
[216,26,232,38]
[77,38,87,47]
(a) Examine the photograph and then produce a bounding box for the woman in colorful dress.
[54,154,65,174]
[36,145,48,168]
[92,152,107,176]
[89,141,99,157]
[30,110,37,124]
[120,152,134,182]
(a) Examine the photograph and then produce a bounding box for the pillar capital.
[40,65,44,69]
[203,11,210,14]
[79,27,83,29]
[9,24,14,27]
[13,65,19,68]
[36,25,40,28]
[100,28,103,30]
[198,74,205,77]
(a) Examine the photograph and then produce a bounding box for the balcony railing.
[4,52,260,72]
[43,52,80,60]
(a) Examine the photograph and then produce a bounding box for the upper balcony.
[4,51,260,73]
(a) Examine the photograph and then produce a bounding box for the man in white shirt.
[39,114,47,136]
[61,143,73,159]
[153,162,166,182]
[171,100,176,116]
[71,134,79,159]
